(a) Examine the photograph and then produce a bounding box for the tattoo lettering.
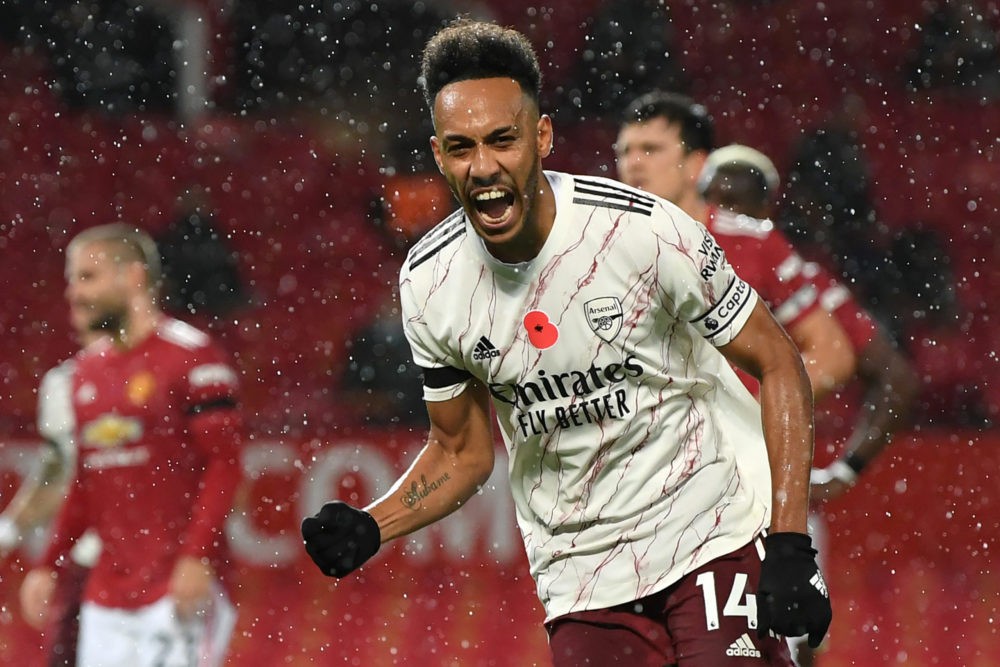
[400,473,452,510]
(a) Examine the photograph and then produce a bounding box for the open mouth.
[472,188,516,225]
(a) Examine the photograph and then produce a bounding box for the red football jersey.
[706,207,824,332]
[43,317,244,609]
[813,275,877,354]
[705,207,877,394]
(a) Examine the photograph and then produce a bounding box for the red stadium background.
[2,430,999,666]
[2,1,999,665]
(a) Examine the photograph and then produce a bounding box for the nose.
[469,145,499,185]
[625,148,645,170]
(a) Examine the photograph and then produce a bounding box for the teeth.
[475,190,507,201]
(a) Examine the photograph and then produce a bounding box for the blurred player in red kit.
[697,144,918,665]
[19,223,244,667]
[616,92,858,402]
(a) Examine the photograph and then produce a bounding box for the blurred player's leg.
[77,585,236,667]
[195,585,238,667]
[43,562,89,667]
[77,602,135,666]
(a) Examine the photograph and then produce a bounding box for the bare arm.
[788,308,857,402]
[366,378,496,544]
[0,446,69,553]
[721,299,814,534]
[812,329,918,502]
[847,330,918,462]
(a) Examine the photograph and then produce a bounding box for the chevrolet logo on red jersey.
[82,415,143,449]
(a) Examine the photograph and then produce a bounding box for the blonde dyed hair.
[67,223,162,290]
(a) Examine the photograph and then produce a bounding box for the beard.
[89,305,127,335]
[520,158,542,233]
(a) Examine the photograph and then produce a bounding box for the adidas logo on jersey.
[472,336,501,361]
[725,633,761,658]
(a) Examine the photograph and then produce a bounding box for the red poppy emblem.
[524,310,558,349]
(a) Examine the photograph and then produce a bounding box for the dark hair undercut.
[419,19,542,110]
[622,90,715,154]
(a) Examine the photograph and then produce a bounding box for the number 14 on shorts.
[696,571,757,630]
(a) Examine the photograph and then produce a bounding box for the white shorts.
[77,586,237,667]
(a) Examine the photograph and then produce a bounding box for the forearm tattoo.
[400,473,452,510]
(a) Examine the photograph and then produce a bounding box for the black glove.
[756,532,832,648]
[301,501,381,578]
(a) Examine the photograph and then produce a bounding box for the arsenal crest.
[585,297,623,343]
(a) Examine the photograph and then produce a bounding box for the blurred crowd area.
[1,0,999,438]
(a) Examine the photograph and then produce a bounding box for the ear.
[537,114,553,158]
[430,136,445,174]
[686,150,709,186]
[123,259,149,292]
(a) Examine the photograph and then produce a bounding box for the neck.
[526,176,558,257]
[682,194,709,222]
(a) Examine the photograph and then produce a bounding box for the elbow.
[763,341,814,402]
[811,346,857,400]
[832,345,859,389]
[807,326,858,398]
[471,447,496,489]
[441,435,495,490]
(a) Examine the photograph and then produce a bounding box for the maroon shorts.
[43,562,89,667]
[546,538,793,667]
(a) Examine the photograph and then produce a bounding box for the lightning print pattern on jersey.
[400,172,770,620]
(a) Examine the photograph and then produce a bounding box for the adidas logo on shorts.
[472,336,501,361]
[725,633,762,658]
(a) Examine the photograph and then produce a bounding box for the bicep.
[719,299,802,380]
[425,379,494,465]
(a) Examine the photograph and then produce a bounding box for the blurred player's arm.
[171,393,245,618]
[787,308,857,402]
[0,443,70,555]
[754,230,856,400]
[812,329,918,502]
[178,406,244,560]
[21,467,89,629]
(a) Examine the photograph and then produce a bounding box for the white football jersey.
[37,359,102,567]
[400,171,771,620]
